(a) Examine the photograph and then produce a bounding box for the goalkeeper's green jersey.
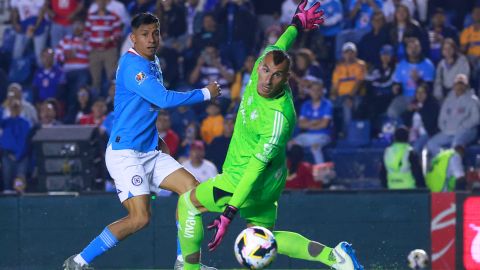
[222,26,298,209]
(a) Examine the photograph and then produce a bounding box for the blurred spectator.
[0,0,10,24]
[183,12,220,77]
[388,38,435,119]
[291,49,324,89]
[179,121,200,158]
[10,0,48,66]
[428,8,459,64]
[169,105,197,140]
[215,0,256,70]
[230,55,255,111]
[0,99,31,193]
[64,86,92,124]
[385,4,429,59]
[156,110,180,157]
[358,11,390,66]
[309,0,343,65]
[200,102,224,144]
[426,74,480,156]
[348,0,382,32]
[85,0,122,94]
[3,83,38,125]
[380,126,425,189]
[38,99,62,127]
[251,0,281,33]
[292,76,332,164]
[79,99,107,126]
[155,0,187,49]
[331,42,366,136]
[45,0,85,47]
[402,83,439,153]
[460,6,480,90]
[279,0,300,26]
[185,0,205,35]
[127,0,156,16]
[382,0,415,23]
[32,48,65,105]
[318,0,343,38]
[156,38,181,88]
[189,44,234,111]
[433,38,470,101]
[205,113,234,172]
[89,0,130,27]
[105,80,115,113]
[335,0,382,58]
[55,19,91,106]
[364,44,396,120]
[426,146,466,192]
[285,144,321,190]
[182,140,218,182]
[188,12,221,61]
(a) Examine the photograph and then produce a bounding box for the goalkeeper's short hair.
[266,50,291,70]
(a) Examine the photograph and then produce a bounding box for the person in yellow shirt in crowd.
[460,6,480,89]
[330,42,366,136]
[200,102,224,144]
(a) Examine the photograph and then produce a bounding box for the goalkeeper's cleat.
[63,255,94,270]
[174,259,217,270]
[331,242,364,270]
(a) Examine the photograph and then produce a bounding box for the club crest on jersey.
[135,72,146,84]
[131,175,143,186]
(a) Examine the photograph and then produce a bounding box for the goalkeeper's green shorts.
[195,173,285,228]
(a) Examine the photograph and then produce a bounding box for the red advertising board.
[431,192,456,270]
[463,197,480,270]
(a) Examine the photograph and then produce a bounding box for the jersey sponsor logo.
[135,71,146,84]
[131,175,143,186]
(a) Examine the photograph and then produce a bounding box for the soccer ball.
[234,226,278,269]
[407,249,429,269]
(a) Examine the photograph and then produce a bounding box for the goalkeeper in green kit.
[176,1,363,269]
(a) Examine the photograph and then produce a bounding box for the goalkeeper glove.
[291,0,325,31]
[207,204,238,251]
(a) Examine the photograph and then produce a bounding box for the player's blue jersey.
[108,48,208,152]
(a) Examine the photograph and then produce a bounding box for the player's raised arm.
[122,59,220,109]
[273,0,324,51]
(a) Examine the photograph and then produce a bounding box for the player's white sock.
[73,254,88,266]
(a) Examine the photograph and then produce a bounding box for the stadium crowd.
[0,0,479,193]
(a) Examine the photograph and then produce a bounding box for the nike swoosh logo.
[333,248,346,264]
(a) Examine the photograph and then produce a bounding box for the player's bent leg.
[159,168,200,195]
[63,195,151,269]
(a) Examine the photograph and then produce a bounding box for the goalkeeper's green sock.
[178,190,203,270]
[273,231,336,267]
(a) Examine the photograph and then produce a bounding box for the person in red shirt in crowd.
[79,99,107,126]
[156,110,180,157]
[45,0,84,47]
[285,144,322,190]
[55,19,91,107]
[85,0,123,94]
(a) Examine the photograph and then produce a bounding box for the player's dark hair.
[267,50,291,70]
[394,126,409,143]
[131,13,159,30]
[158,109,170,117]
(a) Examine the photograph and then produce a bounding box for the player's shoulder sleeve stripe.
[269,111,285,145]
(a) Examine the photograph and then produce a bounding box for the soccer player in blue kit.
[63,13,220,269]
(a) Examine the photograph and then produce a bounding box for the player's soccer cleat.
[63,254,94,270]
[331,242,364,270]
[174,259,217,270]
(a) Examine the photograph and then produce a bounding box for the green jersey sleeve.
[228,110,291,208]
